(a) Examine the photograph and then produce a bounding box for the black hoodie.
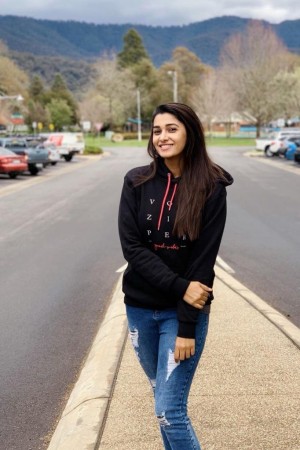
[118,158,233,338]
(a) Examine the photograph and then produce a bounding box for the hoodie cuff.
[170,277,190,300]
[177,321,196,338]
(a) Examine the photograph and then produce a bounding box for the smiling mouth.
[159,144,173,150]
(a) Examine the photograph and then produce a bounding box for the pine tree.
[117,29,150,68]
[48,73,78,124]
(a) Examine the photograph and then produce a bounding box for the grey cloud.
[0,0,300,25]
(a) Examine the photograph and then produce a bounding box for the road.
[212,147,300,326]
[0,147,299,449]
[0,151,146,450]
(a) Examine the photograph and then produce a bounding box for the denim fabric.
[126,305,209,450]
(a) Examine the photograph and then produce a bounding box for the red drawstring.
[168,184,177,210]
[157,174,177,230]
[157,173,171,230]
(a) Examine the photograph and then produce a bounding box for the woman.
[118,103,233,450]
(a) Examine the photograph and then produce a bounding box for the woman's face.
[152,113,187,164]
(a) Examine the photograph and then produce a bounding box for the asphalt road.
[0,147,299,450]
[209,147,300,327]
[0,150,147,450]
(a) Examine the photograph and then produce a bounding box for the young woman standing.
[118,103,233,450]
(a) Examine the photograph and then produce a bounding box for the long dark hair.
[136,103,226,241]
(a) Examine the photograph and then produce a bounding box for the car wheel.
[64,154,73,162]
[8,172,18,179]
[28,164,39,176]
[51,162,57,166]
[265,146,274,157]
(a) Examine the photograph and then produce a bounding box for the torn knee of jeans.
[157,412,170,427]
[129,327,139,348]
[166,349,180,381]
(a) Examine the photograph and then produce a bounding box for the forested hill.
[1,15,300,66]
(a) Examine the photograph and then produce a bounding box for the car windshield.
[6,141,26,149]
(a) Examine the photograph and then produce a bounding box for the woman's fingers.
[174,337,195,362]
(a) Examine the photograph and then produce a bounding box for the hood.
[217,166,234,187]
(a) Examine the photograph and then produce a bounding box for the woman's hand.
[174,337,195,362]
[183,281,212,309]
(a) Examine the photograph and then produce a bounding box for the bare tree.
[79,55,136,128]
[192,68,236,137]
[220,21,294,136]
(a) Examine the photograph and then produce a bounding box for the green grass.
[84,135,147,149]
[84,135,256,149]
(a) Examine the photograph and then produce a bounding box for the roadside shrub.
[84,145,103,155]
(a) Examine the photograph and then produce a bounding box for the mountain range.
[1,15,300,66]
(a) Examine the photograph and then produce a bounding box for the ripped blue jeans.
[126,305,209,450]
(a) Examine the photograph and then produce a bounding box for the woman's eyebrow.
[153,123,179,128]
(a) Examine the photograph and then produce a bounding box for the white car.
[256,129,300,156]
[268,137,289,156]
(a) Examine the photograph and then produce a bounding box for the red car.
[0,147,28,179]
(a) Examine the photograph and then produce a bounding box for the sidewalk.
[47,267,300,450]
[99,271,300,450]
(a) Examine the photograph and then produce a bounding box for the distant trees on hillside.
[3,21,300,135]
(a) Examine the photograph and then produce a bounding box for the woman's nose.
[159,129,168,140]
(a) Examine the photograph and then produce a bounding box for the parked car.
[256,129,300,156]
[269,137,289,156]
[285,138,300,160]
[35,143,61,166]
[44,132,85,161]
[268,136,300,157]
[294,147,300,164]
[0,137,48,175]
[0,147,27,178]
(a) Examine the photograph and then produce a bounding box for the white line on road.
[116,263,127,273]
[216,256,235,274]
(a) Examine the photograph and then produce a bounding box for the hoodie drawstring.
[157,173,177,231]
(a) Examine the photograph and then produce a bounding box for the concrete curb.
[47,265,300,450]
[47,274,127,450]
[215,265,300,349]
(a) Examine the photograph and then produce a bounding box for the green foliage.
[25,99,50,129]
[28,75,45,101]
[117,29,150,68]
[48,73,79,124]
[83,145,103,155]
[46,98,73,131]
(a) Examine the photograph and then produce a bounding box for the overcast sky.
[1,0,299,26]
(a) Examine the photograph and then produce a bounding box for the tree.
[47,73,79,124]
[28,76,45,102]
[158,47,209,104]
[117,29,150,68]
[80,56,136,128]
[219,21,294,137]
[47,98,73,131]
[192,68,236,136]
[0,53,28,97]
[25,99,50,130]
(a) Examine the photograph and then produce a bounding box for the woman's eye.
[153,130,161,135]
[168,128,177,133]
